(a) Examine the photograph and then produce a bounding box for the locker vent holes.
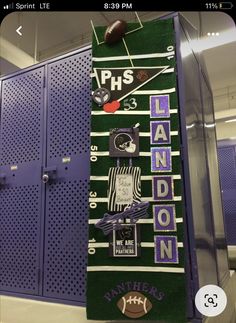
[0,185,40,293]
[218,147,236,189]
[1,70,43,165]
[44,179,89,301]
[48,53,92,158]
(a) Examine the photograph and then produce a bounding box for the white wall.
[214,84,236,140]
[216,121,236,140]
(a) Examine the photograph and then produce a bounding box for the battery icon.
[219,2,234,9]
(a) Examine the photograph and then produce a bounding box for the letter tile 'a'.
[150,121,171,145]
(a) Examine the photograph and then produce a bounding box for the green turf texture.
[87,18,187,322]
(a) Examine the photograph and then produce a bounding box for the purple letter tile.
[153,205,176,231]
[151,147,172,172]
[154,235,179,264]
[152,176,174,201]
[150,95,170,118]
[150,121,171,145]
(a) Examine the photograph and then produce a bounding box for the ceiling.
[0,11,236,124]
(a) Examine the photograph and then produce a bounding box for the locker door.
[0,68,45,295]
[43,50,92,303]
[218,145,236,245]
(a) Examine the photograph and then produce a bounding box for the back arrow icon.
[16,26,22,36]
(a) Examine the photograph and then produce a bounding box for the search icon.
[207,297,215,305]
[195,284,227,317]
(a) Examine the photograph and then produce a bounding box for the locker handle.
[0,174,6,185]
[43,166,57,173]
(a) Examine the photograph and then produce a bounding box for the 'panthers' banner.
[87,18,187,322]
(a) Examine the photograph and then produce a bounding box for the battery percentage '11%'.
[205,3,219,9]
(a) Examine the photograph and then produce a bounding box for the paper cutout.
[92,87,111,106]
[116,174,133,205]
[108,167,141,212]
[117,291,152,318]
[91,12,144,46]
[95,201,149,235]
[110,224,141,257]
[103,100,120,113]
[109,128,139,157]
[94,67,169,103]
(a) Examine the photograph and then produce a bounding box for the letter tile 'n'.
[154,235,179,264]
[151,147,172,172]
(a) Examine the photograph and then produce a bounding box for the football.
[104,20,127,44]
[117,291,152,318]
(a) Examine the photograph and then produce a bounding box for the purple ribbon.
[95,201,149,235]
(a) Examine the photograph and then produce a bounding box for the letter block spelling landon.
[153,205,176,232]
[150,121,171,145]
[154,236,179,264]
[151,147,172,172]
[152,176,174,201]
[150,95,170,118]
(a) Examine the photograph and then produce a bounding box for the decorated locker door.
[43,51,92,303]
[0,68,44,295]
[87,18,187,321]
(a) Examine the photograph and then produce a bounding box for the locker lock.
[42,166,57,183]
[42,174,49,183]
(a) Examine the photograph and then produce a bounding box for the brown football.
[104,20,127,44]
[117,291,152,318]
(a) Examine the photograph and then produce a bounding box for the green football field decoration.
[87,17,187,322]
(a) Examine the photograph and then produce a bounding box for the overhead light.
[207,32,220,36]
[204,123,215,128]
[225,118,236,123]
[186,123,195,129]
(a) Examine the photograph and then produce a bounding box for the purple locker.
[218,144,236,245]
[0,49,92,305]
[0,67,45,295]
[43,51,92,303]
